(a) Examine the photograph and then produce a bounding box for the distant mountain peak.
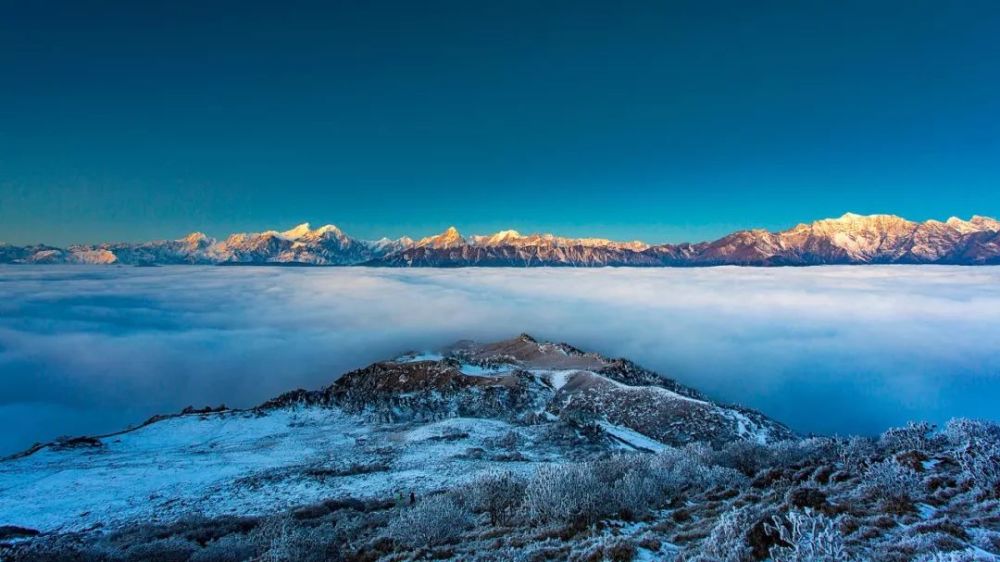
[970,216,1000,231]
[311,224,343,236]
[472,229,523,246]
[417,226,465,249]
[829,212,904,223]
[182,232,210,244]
[281,223,315,240]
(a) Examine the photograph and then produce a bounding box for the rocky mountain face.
[3,213,1000,266]
[692,213,1000,265]
[262,334,791,446]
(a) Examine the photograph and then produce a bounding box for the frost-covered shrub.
[839,435,877,471]
[461,470,527,525]
[522,463,603,524]
[769,510,850,562]
[956,440,1000,499]
[388,493,473,546]
[593,454,660,516]
[694,505,760,562]
[651,446,747,493]
[860,459,922,505]
[714,440,773,476]
[880,421,936,453]
[250,516,334,562]
[945,418,1000,499]
[944,419,1000,448]
[608,465,659,519]
[519,452,708,525]
[770,437,837,468]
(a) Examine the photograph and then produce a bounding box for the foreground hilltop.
[3,212,1000,266]
[263,334,791,447]
[2,336,999,561]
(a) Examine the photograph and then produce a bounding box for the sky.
[2,265,999,455]
[1,0,999,246]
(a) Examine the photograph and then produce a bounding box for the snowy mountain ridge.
[4,212,1000,266]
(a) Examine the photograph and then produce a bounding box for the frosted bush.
[839,435,877,470]
[695,505,759,562]
[518,454,680,524]
[592,453,650,484]
[594,454,660,514]
[880,421,936,453]
[651,447,747,492]
[769,438,829,468]
[249,516,333,562]
[956,439,1000,498]
[521,463,603,524]
[608,466,659,517]
[944,419,1000,448]
[388,493,473,546]
[714,440,773,476]
[769,510,850,562]
[860,458,922,504]
[462,470,527,525]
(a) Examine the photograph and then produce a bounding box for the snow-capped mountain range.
[3,213,1000,266]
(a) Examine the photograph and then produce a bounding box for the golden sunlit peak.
[417,226,465,249]
[281,223,314,240]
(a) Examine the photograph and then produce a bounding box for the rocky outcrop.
[258,334,793,446]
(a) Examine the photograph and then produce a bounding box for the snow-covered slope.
[0,408,566,534]
[0,335,790,535]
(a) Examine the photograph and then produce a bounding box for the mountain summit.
[416,226,466,249]
[1,335,791,534]
[3,213,999,266]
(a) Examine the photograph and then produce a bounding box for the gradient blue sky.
[2,0,998,245]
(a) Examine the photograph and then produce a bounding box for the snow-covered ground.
[397,352,512,376]
[0,407,558,533]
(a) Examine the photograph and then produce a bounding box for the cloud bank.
[1,265,999,454]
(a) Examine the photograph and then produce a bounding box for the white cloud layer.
[1,265,999,454]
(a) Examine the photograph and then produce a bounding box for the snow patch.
[599,422,669,453]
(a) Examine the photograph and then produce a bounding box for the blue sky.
[1,0,999,245]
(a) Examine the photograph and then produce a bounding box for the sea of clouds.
[1,265,999,455]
